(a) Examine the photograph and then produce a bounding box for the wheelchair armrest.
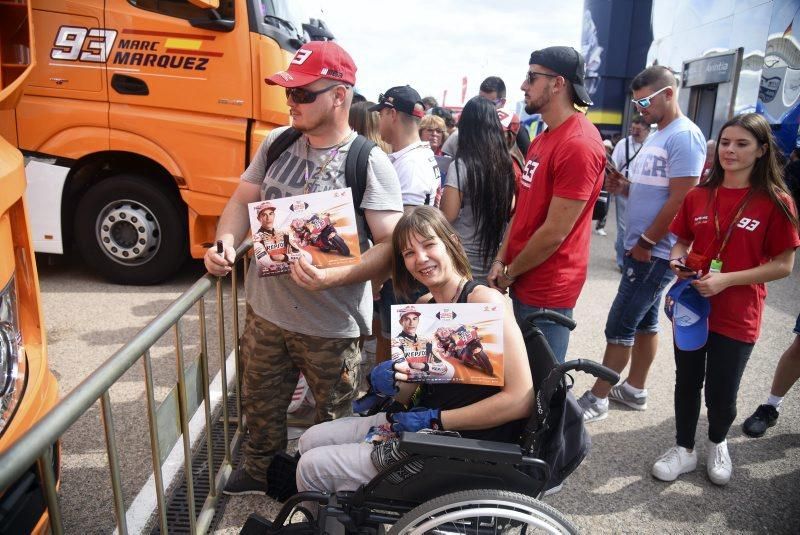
[398,432,523,464]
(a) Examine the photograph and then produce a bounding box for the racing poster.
[247,188,361,277]
[390,303,504,386]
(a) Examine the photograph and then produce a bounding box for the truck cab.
[1,1,61,532]
[4,0,324,284]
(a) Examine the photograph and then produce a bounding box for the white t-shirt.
[389,141,441,207]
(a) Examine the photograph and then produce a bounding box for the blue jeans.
[604,255,674,347]
[613,194,627,269]
[511,296,573,363]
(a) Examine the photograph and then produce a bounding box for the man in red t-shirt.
[488,46,605,362]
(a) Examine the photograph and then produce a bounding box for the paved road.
[40,211,800,534]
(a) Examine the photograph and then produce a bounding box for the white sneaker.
[706,439,732,485]
[593,228,607,236]
[652,446,697,482]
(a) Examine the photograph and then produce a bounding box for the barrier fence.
[0,241,252,534]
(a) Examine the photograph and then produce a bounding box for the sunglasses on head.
[631,86,670,109]
[525,71,559,84]
[285,84,344,104]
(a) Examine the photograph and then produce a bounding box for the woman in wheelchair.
[295,206,533,495]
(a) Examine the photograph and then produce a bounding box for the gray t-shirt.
[242,126,403,337]
[444,159,489,282]
[441,129,459,157]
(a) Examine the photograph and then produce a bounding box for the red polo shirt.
[670,186,800,343]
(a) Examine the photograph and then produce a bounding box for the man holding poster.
[204,41,403,496]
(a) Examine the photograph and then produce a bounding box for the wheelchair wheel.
[388,489,576,534]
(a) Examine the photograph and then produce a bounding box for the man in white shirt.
[371,85,441,210]
[609,115,650,270]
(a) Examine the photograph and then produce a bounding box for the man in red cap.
[204,41,403,495]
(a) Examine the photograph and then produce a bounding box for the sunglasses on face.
[525,71,559,84]
[631,86,670,109]
[285,84,343,104]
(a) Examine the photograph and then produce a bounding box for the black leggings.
[674,332,753,449]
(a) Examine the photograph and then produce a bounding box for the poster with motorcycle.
[390,303,503,386]
[247,188,361,277]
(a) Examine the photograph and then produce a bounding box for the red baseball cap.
[265,41,357,88]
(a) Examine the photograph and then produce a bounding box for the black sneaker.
[742,404,779,438]
[223,468,268,495]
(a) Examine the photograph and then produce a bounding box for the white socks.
[767,394,783,412]
[623,381,646,396]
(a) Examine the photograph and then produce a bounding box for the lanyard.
[712,187,753,260]
[303,131,354,194]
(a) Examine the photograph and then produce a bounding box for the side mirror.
[187,0,219,9]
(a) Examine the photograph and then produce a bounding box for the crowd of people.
[202,39,799,500]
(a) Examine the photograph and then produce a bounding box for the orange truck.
[3,0,329,284]
[1,1,61,533]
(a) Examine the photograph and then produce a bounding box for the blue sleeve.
[666,129,706,179]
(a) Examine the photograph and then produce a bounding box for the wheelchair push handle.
[525,310,577,331]
[561,358,620,384]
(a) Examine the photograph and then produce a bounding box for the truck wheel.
[74,175,187,285]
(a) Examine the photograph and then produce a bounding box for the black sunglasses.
[525,71,560,84]
[285,84,344,104]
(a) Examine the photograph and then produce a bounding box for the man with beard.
[488,46,605,363]
[205,41,403,495]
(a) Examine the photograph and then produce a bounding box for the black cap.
[529,46,593,106]
[369,85,425,118]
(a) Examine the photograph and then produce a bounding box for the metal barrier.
[0,241,252,535]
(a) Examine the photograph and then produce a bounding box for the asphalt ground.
[39,206,800,534]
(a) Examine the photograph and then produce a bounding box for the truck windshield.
[252,0,309,50]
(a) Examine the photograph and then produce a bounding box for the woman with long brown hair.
[652,113,799,486]
[293,207,532,495]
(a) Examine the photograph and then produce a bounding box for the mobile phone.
[673,263,695,273]
[216,240,223,254]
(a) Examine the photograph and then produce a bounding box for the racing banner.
[390,303,504,386]
[247,188,361,277]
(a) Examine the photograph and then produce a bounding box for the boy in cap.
[488,46,605,363]
[204,41,403,495]
[371,86,441,345]
[371,85,441,210]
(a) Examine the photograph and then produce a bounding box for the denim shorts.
[604,255,675,346]
[794,313,800,336]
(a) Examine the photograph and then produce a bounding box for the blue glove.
[388,407,442,433]
[369,360,398,397]
[352,392,382,415]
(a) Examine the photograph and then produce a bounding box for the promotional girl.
[652,113,800,486]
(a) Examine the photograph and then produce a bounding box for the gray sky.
[306,0,584,108]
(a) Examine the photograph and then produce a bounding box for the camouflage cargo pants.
[240,305,361,482]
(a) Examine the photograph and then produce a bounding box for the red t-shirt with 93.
[670,186,800,343]
[505,113,605,308]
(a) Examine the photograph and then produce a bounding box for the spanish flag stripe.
[121,29,215,40]
[165,38,203,50]
[165,49,224,57]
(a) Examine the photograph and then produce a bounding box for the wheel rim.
[398,499,570,535]
[95,199,161,266]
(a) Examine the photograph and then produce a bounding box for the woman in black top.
[295,206,533,495]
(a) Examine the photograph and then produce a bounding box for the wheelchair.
[240,311,619,534]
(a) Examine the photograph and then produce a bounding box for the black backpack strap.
[345,135,376,246]
[266,127,303,172]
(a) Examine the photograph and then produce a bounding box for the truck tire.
[74,174,188,285]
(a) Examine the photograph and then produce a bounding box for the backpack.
[264,126,376,251]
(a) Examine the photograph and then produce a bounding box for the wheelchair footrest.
[240,513,273,535]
